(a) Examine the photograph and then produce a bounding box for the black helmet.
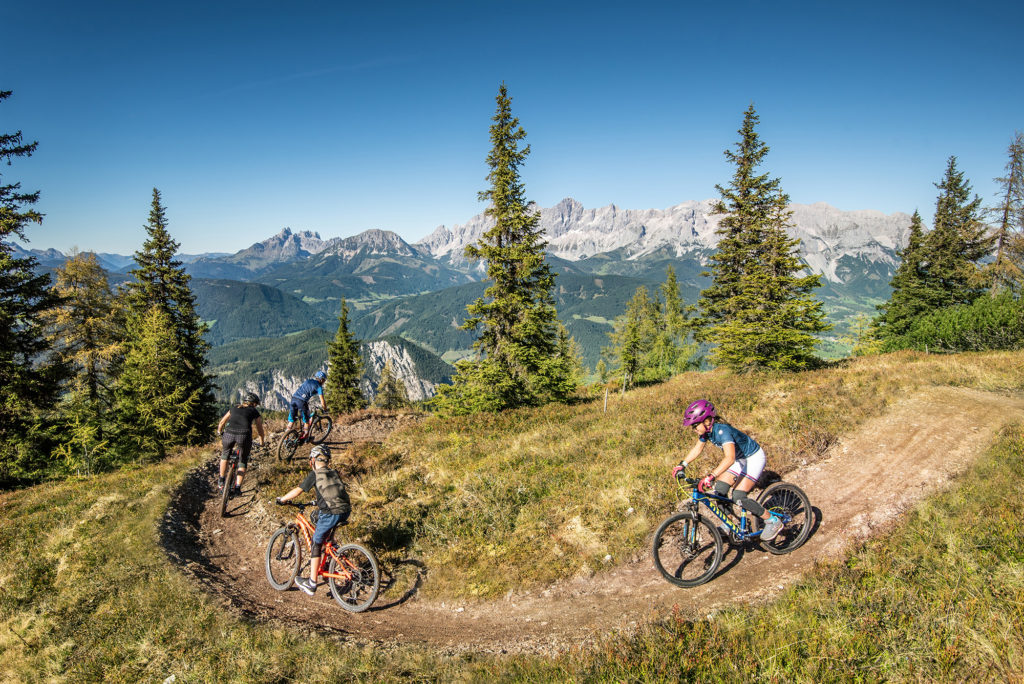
[310,444,331,464]
[244,392,260,405]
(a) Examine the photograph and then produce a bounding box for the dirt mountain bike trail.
[165,388,1024,655]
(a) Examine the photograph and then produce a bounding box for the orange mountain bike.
[265,501,380,612]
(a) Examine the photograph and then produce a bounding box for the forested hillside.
[192,279,334,345]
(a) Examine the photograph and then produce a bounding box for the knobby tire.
[219,461,236,518]
[308,415,333,445]
[652,511,723,587]
[757,482,813,554]
[265,527,301,590]
[277,429,301,462]
[327,543,381,612]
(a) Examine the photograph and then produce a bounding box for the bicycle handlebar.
[275,499,314,509]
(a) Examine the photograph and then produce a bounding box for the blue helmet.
[314,370,327,383]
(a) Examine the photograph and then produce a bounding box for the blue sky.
[3,0,1022,255]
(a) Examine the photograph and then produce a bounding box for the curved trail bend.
[161,387,1024,655]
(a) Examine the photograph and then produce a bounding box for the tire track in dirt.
[161,388,1024,655]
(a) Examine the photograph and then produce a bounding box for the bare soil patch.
[160,389,1024,655]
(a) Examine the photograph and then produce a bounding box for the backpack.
[314,467,351,518]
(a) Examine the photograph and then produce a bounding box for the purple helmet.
[682,399,716,426]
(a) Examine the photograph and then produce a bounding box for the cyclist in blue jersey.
[287,370,329,438]
[673,399,784,541]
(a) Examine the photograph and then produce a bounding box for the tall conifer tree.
[433,83,575,415]
[923,156,991,308]
[699,105,828,371]
[115,306,201,460]
[119,189,215,451]
[325,298,366,413]
[987,133,1024,294]
[875,210,930,343]
[0,90,66,481]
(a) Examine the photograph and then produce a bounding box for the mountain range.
[9,197,912,395]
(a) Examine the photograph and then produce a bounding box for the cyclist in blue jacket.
[287,370,329,438]
[674,399,783,541]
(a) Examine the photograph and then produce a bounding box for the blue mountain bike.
[652,469,812,587]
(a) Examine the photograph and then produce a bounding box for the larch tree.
[43,251,124,473]
[987,133,1024,295]
[699,105,828,371]
[325,298,366,413]
[432,83,575,415]
[0,90,66,482]
[118,189,216,452]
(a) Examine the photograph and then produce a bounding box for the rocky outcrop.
[233,338,449,410]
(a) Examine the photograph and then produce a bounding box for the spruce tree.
[115,306,201,461]
[987,133,1024,294]
[325,298,366,412]
[43,251,124,472]
[876,210,931,343]
[372,360,409,410]
[607,286,658,387]
[698,104,780,334]
[0,90,66,481]
[922,156,991,308]
[120,189,215,451]
[699,105,829,371]
[432,83,575,415]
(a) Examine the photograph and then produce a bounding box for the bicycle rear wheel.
[308,414,333,445]
[277,429,302,462]
[652,511,723,587]
[265,527,301,590]
[219,460,236,518]
[757,482,813,554]
[327,543,380,612]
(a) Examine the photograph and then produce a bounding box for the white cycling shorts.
[727,447,766,484]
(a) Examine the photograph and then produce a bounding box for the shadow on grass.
[371,559,428,611]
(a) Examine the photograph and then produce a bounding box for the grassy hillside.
[2,351,1021,681]
[346,352,1024,599]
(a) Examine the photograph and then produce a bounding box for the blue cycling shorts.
[288,400,311,424]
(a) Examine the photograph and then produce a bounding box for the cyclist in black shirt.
[216,393,267,495]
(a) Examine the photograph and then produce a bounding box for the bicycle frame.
[289,506,358,584]
[678,477,791,542]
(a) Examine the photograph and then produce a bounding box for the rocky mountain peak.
[415,197,912,283]
[326,229,420,260]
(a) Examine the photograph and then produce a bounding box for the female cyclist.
[216,392,267,495]
[674,399,783,541]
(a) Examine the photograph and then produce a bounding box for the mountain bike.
[265,501,380,612]
[277,409,333,461]
[652,469,812,587]
[219,441,268,517]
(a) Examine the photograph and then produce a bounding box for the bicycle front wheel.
[308,415,333,445]
[757,482,813,555]
[219,461,236,518]
[277,429,301,462]
[265,527,301,590]
[652,511,723,587]
[327,543,380,612]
